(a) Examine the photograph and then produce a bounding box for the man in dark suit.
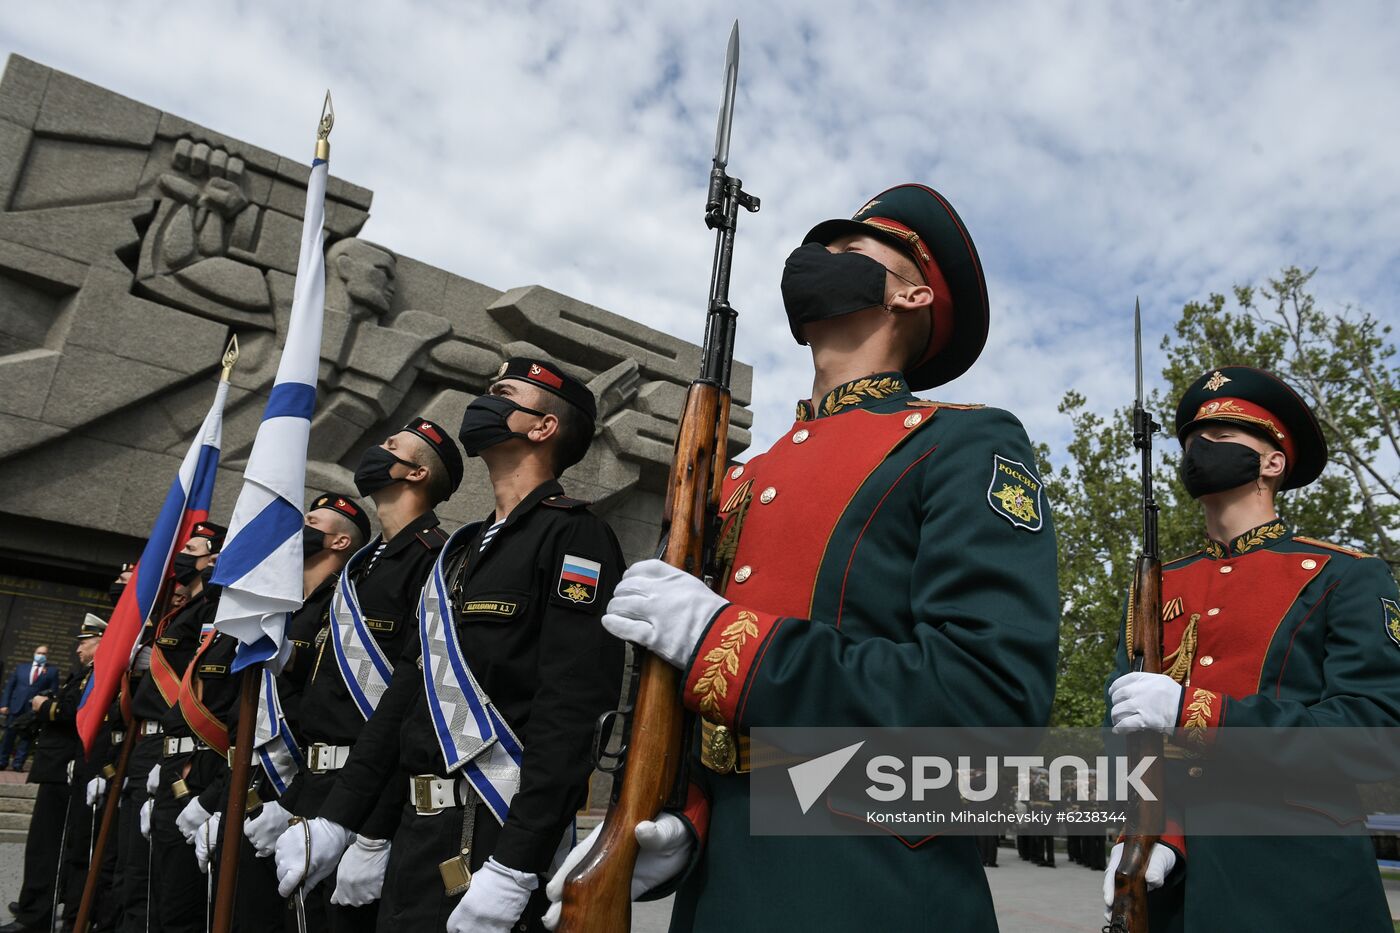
[0,644,59,770]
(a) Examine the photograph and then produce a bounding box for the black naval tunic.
[319,481,626,930]
[288,511,446,932]
[12,663,94,930]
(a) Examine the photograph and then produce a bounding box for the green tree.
[1049,267,1400,726]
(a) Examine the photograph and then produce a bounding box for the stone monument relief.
[0,54,754,634]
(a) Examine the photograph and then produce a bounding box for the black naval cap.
[1175,366,1327,491]
[309,492,372,542]
[495,358,598,425]
[401,418,464,494]
[77,613,108,640]
[803,183,990,391]
[190,521,227,552]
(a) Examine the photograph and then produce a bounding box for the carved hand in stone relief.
[138,137,270,316]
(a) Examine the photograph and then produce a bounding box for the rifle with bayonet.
[555,21,758,932]
[1106,299,1165,933]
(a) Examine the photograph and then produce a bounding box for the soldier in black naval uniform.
[274,358,626,933]
[116,521,225,933]
[277,420,460,932]
[2,614,106,933]
[185,494,370,930]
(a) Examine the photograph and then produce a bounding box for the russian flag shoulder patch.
[558,554,602,604]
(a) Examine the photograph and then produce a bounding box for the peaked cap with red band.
[400,417,464,494]
[495,357,598,424]
[1175,366,1327,490]
[803,183,990,390]
[309,491,372,542]
[189,521,227,552]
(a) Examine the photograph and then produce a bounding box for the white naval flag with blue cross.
[212,154,329,670]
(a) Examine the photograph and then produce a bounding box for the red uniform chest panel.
[718,410,933,619]
[1162,549,1330,698]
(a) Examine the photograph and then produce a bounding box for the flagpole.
[74,333,241,933]
[211,99,330,933]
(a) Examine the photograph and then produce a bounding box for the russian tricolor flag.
[77,378,228,752]
[212,151,329,669]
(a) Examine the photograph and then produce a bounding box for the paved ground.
[3,840,1399,930]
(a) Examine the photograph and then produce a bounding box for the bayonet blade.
[1134,297,1144,409]
[712,21,740,169]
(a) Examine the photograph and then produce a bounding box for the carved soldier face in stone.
[329,239,397,319]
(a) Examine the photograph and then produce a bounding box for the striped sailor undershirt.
[479,519,506,553]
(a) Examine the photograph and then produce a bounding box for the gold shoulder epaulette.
[907,400,985,410]
[1293,536,1372,559]
[1164,550,1205,568]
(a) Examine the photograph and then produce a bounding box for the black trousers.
[14,780,70,928]
[377,804,547,932]
[975,833,998,866]
[60,780,120,933]
[291,771,376,933]
[116,738,160,933]
[150,768,210,933]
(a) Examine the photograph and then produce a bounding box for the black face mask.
[780,242,891,344]
[1180,437,1262,499]
[172,552,202,585]
[199,562,217,588]
[108,581,126,605]
[458,395,546,457]
[354,446,418,497]
[302,526,328,559]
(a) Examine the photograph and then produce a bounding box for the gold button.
[903,412,923,428]
[730,465,744,480]
[1188,766,1203,778]
[1301,559,1317,570]
[1219,565,1233,574]
[1207,608,1220,616]
[1199,655,1214,667]
[759,486,777,504]
[734,565,752,583]
[792,429,809,444]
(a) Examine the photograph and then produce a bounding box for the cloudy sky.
[5,1,1399,461]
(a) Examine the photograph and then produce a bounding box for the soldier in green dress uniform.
[545,184,1061,931]
[1104,366,1400,931]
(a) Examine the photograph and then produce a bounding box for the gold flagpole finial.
[316,90,334,161]
[220,334,240,382]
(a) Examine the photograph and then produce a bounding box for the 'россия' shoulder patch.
[1383,597,1400,648]
[558,554,602,605]
[986,453,1045,532]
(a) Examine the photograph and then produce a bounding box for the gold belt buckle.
[226,745,237,767]
[162,737,175,757]
[171,778,189,799]
[412,775,435,813]
[246,787,262,812]
[101,763,117,780]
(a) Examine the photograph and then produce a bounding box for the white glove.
[1109,672,1184,735]
[1102,841,1177,920]
[330,836,391,907]
[274,817,352,898]
[86,776,107,807]
[446,857,538,933]
[601,559,729,669]
[244,799,292,858]
[146,764,161,796]
[139,799,153,839]
[176,798,213,844]
[195,814,221,874]
[543,813,692,930]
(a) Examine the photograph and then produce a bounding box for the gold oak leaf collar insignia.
[796,373,909,421]
[1204,520,1288,559]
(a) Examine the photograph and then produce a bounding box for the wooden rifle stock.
[1107,555,1163,933]
[557,385,729,932]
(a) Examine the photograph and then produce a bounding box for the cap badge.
[529,364,543,376]
[418,422,442,443]
[1204,371,1232,392]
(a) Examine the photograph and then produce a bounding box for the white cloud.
[4,0,1398,464]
